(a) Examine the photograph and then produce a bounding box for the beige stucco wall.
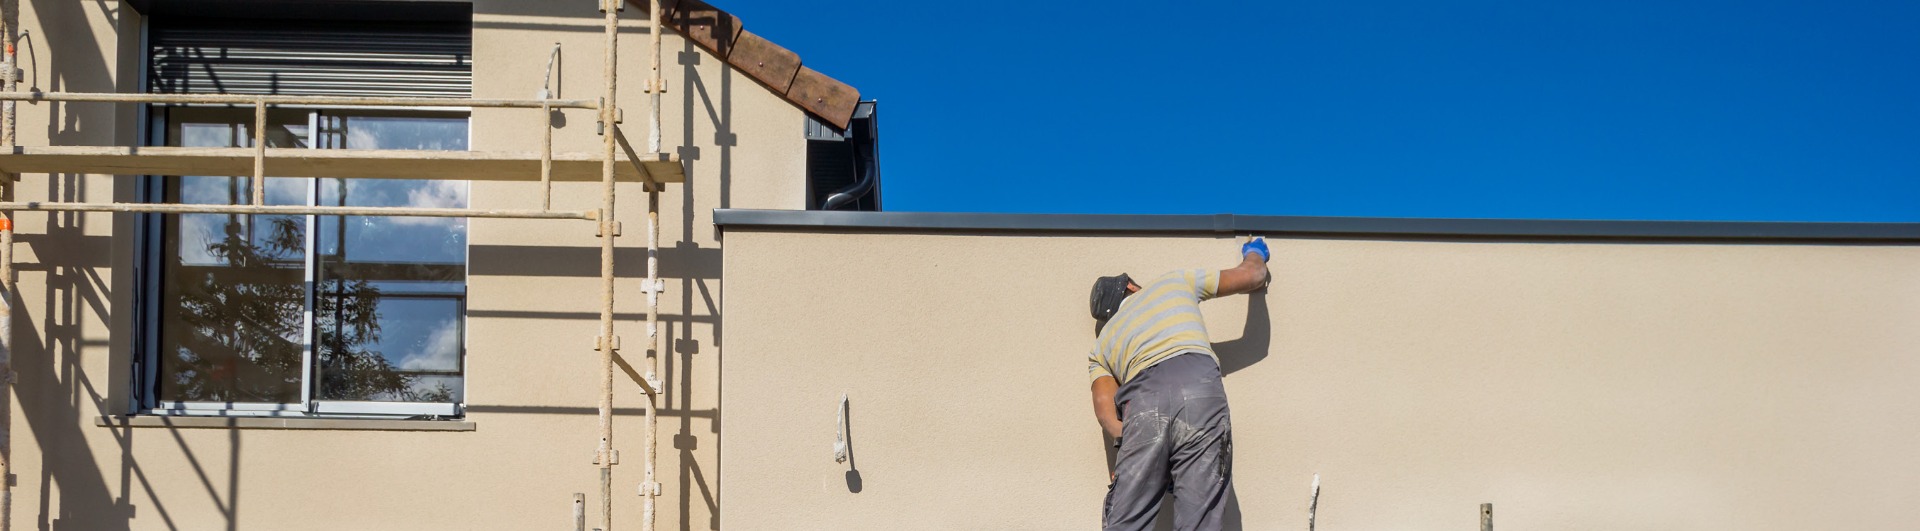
[15,2,1917,531]
[10,0,803,529]
[721,229,1920,530]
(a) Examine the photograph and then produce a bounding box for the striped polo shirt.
[1088,269,1221,385]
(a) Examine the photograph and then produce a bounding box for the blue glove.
[1241,237,1270,261]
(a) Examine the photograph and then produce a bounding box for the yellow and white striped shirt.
[1088,269,1220,384]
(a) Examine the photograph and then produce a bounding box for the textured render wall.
[9,0,148,529]
[721,230,1920,530]
[8,1,805,529]
[467,2,803,530]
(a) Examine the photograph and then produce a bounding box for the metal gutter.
[712,209,1920,243]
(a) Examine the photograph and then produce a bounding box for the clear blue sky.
[735,1,1919,221]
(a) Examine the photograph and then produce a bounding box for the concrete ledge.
[96,415,475,432]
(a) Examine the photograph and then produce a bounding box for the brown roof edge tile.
[727,30,802,94]
[659,0,740,59]
[636,0,863,129]
[789,67,860,129]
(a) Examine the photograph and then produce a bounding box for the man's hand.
[1091,376,1123,438]
[1218,237,1272,296]
[1242,238,1270,261]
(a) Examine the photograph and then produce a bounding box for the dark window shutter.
[805,102,880,211]
[148,17,471,98]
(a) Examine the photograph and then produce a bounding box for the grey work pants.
[1103,353,1235,531]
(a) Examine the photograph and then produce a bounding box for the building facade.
[12,0,827,529]
[8,1,1920,531]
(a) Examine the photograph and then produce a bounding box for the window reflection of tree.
[170,216,308,402]
[318,287,460,403]
[171,215,442,403]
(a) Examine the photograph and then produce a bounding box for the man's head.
[1089,273,1141,321]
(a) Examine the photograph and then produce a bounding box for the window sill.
[96,415,475,432]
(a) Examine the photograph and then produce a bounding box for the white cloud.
[402,318,463,372]
[390,180,469,227]
[406,180,468,209]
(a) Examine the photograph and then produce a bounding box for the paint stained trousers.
[1103,352,1235,531]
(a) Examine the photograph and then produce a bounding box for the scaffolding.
[0,1,672,530]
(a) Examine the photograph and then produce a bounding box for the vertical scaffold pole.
[251,99,265,205]
[573,493,587,531]
[641,1,664,530]
[0,181,13,531]
[646,0,662,156]
[0,1,20,527]
[541,102,554,211]
[596,0,620,530]
[1,0,13,148]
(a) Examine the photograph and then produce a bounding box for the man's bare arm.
[1217,250,1271,297]
[1091,376,1122,438]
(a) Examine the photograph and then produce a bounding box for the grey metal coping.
[713,209,1920,242]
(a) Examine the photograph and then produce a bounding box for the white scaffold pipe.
[1308,474,1321,531]
[0,201,597,220]
[834,393,850,463]
[594,1,623,530]
[0,91,598,109]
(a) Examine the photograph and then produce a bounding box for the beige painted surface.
[15,2,1917,531]
[10,1,804,529]
[722,230,1920,530]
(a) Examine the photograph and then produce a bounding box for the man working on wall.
[1087,238,1271,531]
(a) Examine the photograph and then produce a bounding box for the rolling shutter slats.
[149,20,471,99]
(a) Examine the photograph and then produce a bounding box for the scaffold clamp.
[594,449,620,465]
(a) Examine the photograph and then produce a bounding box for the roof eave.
[640,0,863,129]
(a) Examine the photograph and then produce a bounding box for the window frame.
[135,105,474,419]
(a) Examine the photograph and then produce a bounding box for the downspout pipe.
[821,135,877,210]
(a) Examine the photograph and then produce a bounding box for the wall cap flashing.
[712,209,1920,243]
[97,415,475,432]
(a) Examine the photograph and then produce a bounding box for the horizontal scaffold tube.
[0,201,597,220]
[0,91,599,109]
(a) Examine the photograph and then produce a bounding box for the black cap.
[1089,273,1134,320]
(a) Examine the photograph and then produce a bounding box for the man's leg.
[1169,395,1234,531]
[1104,396,1173,531]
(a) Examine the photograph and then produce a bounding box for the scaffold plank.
[0,146,684,183]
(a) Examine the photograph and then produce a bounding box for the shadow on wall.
[671,21,734,531]
[10,1,245,530]
[473,2,738,529]
[479,5,743,527]
[1215,290,1271,376]
[467,244,720,279]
